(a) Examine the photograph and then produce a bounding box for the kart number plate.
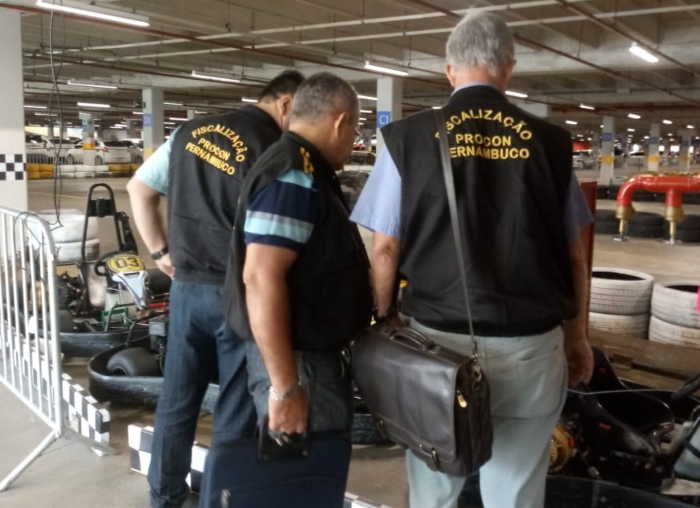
[107,254,145,273]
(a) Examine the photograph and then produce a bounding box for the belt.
[414,317,563,338]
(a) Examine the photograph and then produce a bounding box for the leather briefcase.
[352,326,492,476]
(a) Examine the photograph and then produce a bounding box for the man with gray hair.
[224,72,372,445]
[351,11,594,508]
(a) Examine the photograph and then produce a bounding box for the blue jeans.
[148,280,256,508]
[245,342,354,434]
[404,318,568,508]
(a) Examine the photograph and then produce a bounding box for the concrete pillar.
[143,88,164,160]
[0,9,28,211]
[519,104,550,118]
[187,109,196,120]
[599,116,615,185]
[680,129,694,171]
[648,123,660,173]
[375,77,402,154]
[79,113,96,166]
[126,120,138,138]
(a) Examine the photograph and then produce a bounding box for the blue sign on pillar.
[650,136,659,144]
[143,113,152,128]
[377,111,392,128]
[602,132,613,142]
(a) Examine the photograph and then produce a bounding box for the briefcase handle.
[390,327,438,352]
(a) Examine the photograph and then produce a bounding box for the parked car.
[122,139,144,164]
[65,140,131,166]
[572,150,596,170]
[25,134,50,161]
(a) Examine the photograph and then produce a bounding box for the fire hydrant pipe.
[616,175,700,208]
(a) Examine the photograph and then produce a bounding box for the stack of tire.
[594,210,665,239]
[589,268,654,340]
[649,283,700,350]
[663,215,700,243]
[57,165,76,179]
[31,210,100,264]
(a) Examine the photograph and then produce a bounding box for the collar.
[241,104,282,134]
[452,82,498,95]
[284,131,334,176]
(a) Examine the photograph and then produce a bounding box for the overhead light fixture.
[359,117,367,121]
[566,120,578,125]
[688,125,695,129]
[579,103,595,110]
[164,102,183,106]
[191,71,240,83]
[360,109,373,114]
[195,110,207,114]
[363,61,409,77]
[133,111,143,115]
[24,105,47,110]
[241,97,258,103]
[628,113,641,120]
[600,124,604,128]
[67,80,117,90]
[357,94,378,101]
[35,0,149,27]
[628,128,635,132]
[644,136,650,139]
[169,117,188,122]
[77,102,111,109]
[432,106,442,109]
[663,119,673,125]
[164,121,176,125]
[629,43,659,63]
[34,112,57,117]
[505,90,528,99]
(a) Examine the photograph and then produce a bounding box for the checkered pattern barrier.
[128,424,391,508]
[61,373,110,444]
[0,154,26,181]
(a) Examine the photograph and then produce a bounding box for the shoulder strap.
[434,108,479,359]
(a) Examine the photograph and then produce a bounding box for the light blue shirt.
[134,128,179,196]
[349,84,594,242]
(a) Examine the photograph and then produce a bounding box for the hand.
[155,253,175,279]
[268,388,309,436]
[564,326,594,386]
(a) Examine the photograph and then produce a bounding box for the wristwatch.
[151,246,169,261]
[373,305,397,325]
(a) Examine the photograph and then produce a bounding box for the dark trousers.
[148,280,256,508]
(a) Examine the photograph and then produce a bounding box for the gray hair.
[290,72,359,123]
[446,11,515,77]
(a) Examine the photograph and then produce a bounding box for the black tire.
[58,309,75,332]
[676,214,700,230]
[630,211,665,226]
[627,223,664,239]
[633,189,654,202]
[664,228,700,243]
[608,186,621,200]
[595,209,616,222]
[147,268,171,295]
[653,192,667,203]
[595,221,620,235]
[683,193,700,205]
[106,347,160,377]
[596,186,609,200]
[95,156,104,166]
[66,155,75,165]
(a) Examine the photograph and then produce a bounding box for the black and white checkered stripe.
[128,424,391,508]
[61,373,110,444]
[0,154,26,181]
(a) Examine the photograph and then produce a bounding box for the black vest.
[168,106,281,283]
[383,85,577,336]
[224,132,373,350]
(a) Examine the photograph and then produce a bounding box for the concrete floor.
[2,177,700,508]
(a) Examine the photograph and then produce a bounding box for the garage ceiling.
[4,0,700,139]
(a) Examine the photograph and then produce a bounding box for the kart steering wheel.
[94,251,123,276]
[672,372,700,401]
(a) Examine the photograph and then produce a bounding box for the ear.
[333,112,348,138]
[502,59,517,86]
[445,64,457,87]
[278,95,293,115]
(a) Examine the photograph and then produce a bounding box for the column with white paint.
[375,77,403,155]
[599,116,615,186]
[143,88,164,160]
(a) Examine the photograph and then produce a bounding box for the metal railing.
[0,207,63,492]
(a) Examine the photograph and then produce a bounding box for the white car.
[122,139,144,164]
[572,150,596,170]
[65,140,132,166]
[25,134,49,161]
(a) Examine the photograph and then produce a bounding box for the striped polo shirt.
[244,169,318,251]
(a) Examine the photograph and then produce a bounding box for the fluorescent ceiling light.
[600,125,604,128]
[24,105,46,110]
[432,106,442,109]
[628,113,641,119]
[67,80,117,90]
[36,0,149,27]
[164,102,183,106]
[357,94,377,101]
[663,119,673,125]
[360,109,373,114]
[505,90,528,98]
[565,120,578,125]
[34,112,56,117]
[169,117,187,122]
[628,128,635,132]
[133,111,143,115]
[629,43,659,63]
[191,71,240,83]
[359,117,367,121]
[364,61,409,77]
[579,103,595,110]
[688,125,695,129]
[164,121,176,125]
[77,102,111,108]
[241,97,258,103]
[644,136,650,139]
[195,110,207,114]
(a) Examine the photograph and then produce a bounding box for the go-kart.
[460,347,700,507]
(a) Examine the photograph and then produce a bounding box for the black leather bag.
[351,109,493,477]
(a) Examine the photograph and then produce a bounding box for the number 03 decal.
[107,254,145,273]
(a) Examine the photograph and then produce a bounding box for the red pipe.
[616,175,700,208]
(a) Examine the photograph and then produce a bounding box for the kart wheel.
[590,268,654,316]
[651,283,700,329]
[596,185,610,200]
[106,347,160,377]
[147,269,171,296]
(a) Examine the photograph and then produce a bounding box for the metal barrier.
[0,206,63,492]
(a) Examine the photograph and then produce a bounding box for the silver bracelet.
[269,377,303,401]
